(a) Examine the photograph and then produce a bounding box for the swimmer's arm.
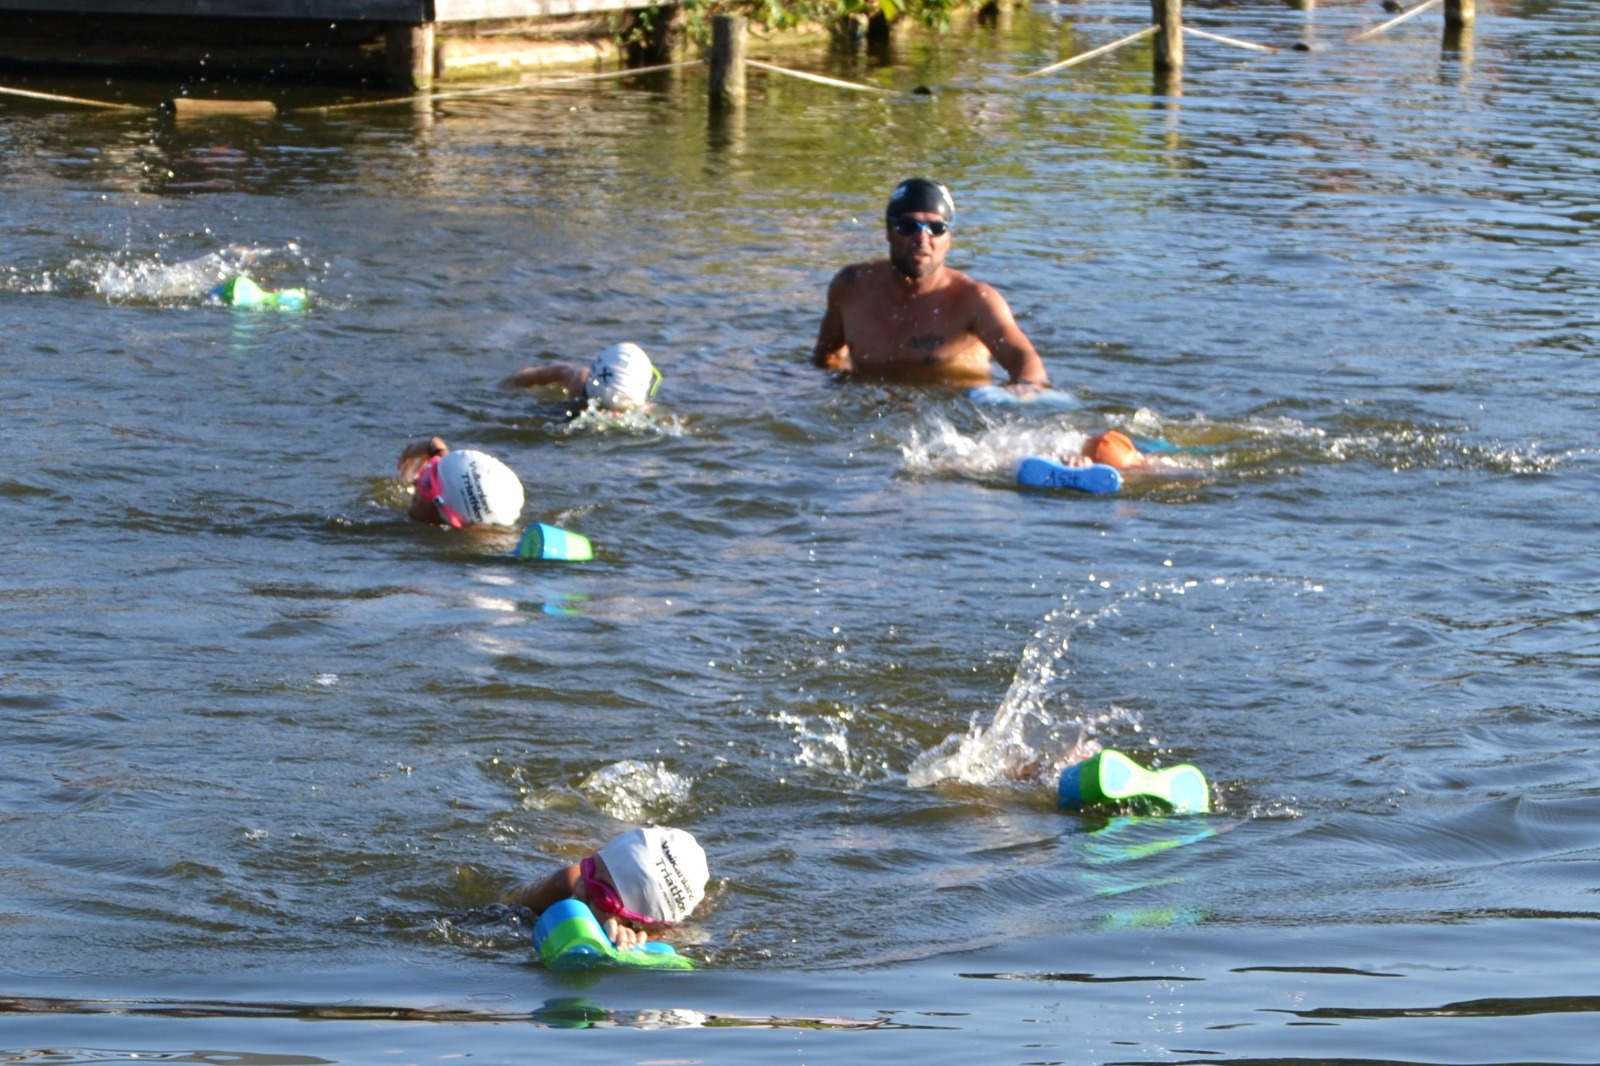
[811,271,853,372]
[970,285,1049,389]
[503,363,589,398]
[506,862,582,914]
[397,436,449,481]
[507,866,651,949]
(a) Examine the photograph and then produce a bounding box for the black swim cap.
[886,178,955,223]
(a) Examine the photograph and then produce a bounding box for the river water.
[4,0,1599,1062]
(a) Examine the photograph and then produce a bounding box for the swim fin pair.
[512,522,592,561]
[531,899,695,972]
[212,275,307,310]
[1058,749,1210,814]
[1017,456,1122,495]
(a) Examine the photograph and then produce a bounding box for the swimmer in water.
[504,343,661,414]
[1062,429,1172,473]
[508,826,709,950]
[397,437,525,528]
[812,178,1051,390]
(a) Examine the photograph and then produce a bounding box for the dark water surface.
[4,0,1600,1062]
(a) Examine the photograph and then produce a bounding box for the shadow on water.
[0,992,912,1031]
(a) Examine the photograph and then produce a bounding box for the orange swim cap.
[1084,430,1141,469]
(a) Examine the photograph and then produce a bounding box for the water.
[4,0,1600,1060]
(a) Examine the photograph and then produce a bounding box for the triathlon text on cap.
[655,836,693,915]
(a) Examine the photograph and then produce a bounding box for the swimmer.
[1063,430,1162,472]
[504,343,662,414]
[397,437,525,528]
[812,178,1050,390]
[508,826,709,950]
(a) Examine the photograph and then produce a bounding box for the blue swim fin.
[1017,457,1122,495]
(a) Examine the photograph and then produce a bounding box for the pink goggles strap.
[414,455,466,529]
[579,856,660,927]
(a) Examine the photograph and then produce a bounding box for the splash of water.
[907,600,1109,789]
[84,244,277,301]
[770,709,855,777]
[897,405,1551,481]
[579,759,692,822]
[899,412,1093,482]
[565,406,687,437]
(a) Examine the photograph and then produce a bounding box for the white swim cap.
[584,343,661,411]
[596,826,708,925]
[433,449,525,528]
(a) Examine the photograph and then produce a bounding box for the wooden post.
[709,14,747,110]
[866,12,893,47]
[386,22,434,91]
[830,13,865,50]
[1151,0,1182,72]
[626,7,677,65]
[1444,0,1476,30]
[978,0,1013,30]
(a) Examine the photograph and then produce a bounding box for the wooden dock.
[0,0,666,88]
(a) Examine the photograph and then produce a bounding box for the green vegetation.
[640,0,996,48]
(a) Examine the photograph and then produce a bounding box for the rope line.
[297,60,699,113]
[0,84,144,110]
[745,59,899,96]
[1183,25,1276,53]
[1015,26,1158,80]
[1353,0,1445,41]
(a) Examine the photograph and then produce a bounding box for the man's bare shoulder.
[830,259,891,288]
[947,272,1018,319]
[941,267,990,298]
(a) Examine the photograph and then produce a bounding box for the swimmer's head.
[885,178,955,224]
[1084,430,1142,470]
[584,343,661,411]
[594,826,709,925]
[428,449,525,528]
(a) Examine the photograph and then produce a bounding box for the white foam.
[580,760,692,822]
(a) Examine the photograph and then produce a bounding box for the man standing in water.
[812,178,1050,390]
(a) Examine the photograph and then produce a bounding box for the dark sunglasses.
[890,217,951,238]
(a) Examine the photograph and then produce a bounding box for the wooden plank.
[437,34,612,75]
[171,97,278,117]
[0,0,426,18]
[0,0,656,20]
[435,0,648,16]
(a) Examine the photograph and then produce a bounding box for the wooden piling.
[866,12,893,47]
[977,0,1013,30]
[1151,0,1183,72]
[1444,0,1476,30]
[386,21,435,91]
[709,14,747,110]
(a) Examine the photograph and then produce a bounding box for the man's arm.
[811,269,854,372]
[969,284,1050,388]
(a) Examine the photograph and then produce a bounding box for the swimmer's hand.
[398,436,448,480]
[602,916,649,951]
[1057,454,1092,468]
[1003,381,1048,398]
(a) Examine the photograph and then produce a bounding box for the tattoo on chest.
[907,333,945,352]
